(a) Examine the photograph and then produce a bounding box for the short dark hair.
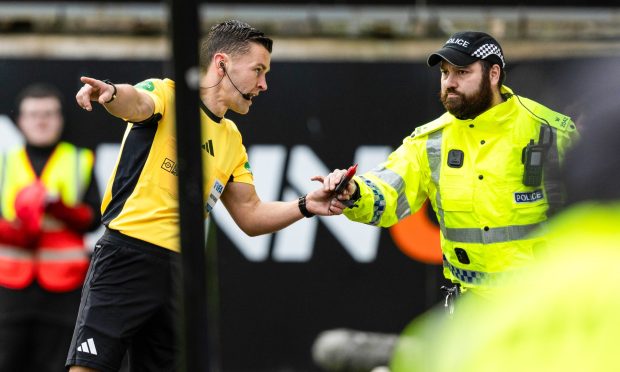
[200,20,273,70]
[15,83,64,113]
[480,60,506,89]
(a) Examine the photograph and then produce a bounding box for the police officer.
[320,31,578,298]
[390,102,620,372]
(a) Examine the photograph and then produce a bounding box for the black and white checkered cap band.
[471,43,505,67]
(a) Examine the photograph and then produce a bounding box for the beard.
[440,75,493,120]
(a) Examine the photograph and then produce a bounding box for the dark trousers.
[0,283,81,372]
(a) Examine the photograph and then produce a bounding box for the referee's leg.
[70,367,98,372]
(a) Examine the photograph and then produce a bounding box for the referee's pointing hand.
[76,76,116,111]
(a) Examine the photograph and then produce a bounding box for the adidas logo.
[202,139,215,157]
[77,338,98,355]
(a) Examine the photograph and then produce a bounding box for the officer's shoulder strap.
[514,95,576,132]
[411,113,452,138]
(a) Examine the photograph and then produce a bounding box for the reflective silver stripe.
[370,166,410,220]
[543,127,563,216]
[359,176,386,226]
[426,131,443,185]
[395,193,411,220]
[0,245,34,260]
[37,248,88,261]
[444,221,545,244]
[426,130,445,235]
[371,166,404,192]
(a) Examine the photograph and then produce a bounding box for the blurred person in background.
[0,83,100,371]
[313,31,578,372]
[390,92,620,372]
[67,20,337,372]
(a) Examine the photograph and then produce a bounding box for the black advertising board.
[1,55,618,371]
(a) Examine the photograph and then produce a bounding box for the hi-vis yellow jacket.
[0,142,93,291]
[344,86,578,295]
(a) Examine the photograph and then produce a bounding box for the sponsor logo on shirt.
[202,139,215,157]
[244,161,253,175]
[161,157,177,176]
[135,80,155,92]
[514,189,544,203]
[205,179,225,213]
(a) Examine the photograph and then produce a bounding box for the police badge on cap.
[427,31,506,68]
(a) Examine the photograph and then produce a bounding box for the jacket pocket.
[439,174,473,212]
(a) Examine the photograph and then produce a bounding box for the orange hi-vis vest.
[0,142,94,292]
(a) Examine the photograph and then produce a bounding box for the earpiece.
[216,60,252,101]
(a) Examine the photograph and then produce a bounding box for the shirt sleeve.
[229,143,254,185]
[344,135,429,227]
[133,78,168,118]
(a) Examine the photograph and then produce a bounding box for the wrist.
[102,79,117,103]
[298,195,315,218]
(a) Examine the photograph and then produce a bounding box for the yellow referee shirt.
[101,78,253,252]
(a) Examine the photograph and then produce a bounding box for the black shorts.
[66,229,181,372]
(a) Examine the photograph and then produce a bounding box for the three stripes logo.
[202,139,215,157]
[77,338,98,355]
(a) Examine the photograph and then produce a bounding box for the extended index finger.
[310,175,325,183]
[80,76,100,86]
[76,78,98,111]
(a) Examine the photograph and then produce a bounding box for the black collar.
[25,142,59,177]
[200,101,222,123]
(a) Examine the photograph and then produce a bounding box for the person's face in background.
[18,96,63,147]
[439,60,494,120]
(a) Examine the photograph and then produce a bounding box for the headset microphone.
[220,62,252,101]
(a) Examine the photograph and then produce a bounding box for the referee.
[67,20,338,372]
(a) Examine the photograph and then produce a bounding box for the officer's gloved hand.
[14,181,47,235]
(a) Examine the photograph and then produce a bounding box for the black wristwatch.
[102,79,117,104]
[298,195,315,218]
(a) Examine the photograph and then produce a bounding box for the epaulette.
[411,113,452,138]
[514,95,577,132]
